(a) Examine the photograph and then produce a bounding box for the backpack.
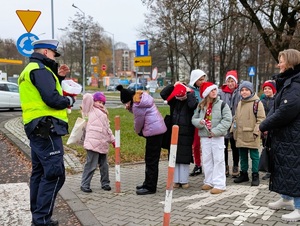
[253,99,260,118]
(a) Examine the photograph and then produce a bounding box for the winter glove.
[66,95,76,107]
[112,141,116,148]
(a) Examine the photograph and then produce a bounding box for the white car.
[0,81,21,110]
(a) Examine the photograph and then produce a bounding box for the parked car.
[0,81,21,110]
[127,83,145,91]
[106,84,118,91]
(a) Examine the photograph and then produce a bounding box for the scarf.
[93,102,109,116]
[221,84,235,94]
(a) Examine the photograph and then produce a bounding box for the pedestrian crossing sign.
[248,66,256,77]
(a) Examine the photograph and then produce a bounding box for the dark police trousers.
[29,132,65,225]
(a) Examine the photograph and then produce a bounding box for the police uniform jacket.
[20,53,72,137]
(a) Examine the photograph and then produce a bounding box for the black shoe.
[190,165,202,176]
[251,172,260,186]
[136,188,156,195]
[234,171,249,183]
[80,186,92,193]
[102,185,111,191]
[136,184,144,190]
[31,218,59,226]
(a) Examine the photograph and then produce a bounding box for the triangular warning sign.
[16,10,41,33]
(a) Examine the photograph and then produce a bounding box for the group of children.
[162,69,275,195]
[76,70,276,196]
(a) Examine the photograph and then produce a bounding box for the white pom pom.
[164,100,168,104]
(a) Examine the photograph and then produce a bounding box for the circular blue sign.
[16,33,39,57]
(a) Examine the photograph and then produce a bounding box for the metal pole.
[112,34,115,76]
[51,0,54,39]
[72,4,86,94]
[83,13,86,94]
[104,31,115,77]
[256,42,260,93]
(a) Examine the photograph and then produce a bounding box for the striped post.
[163,125,179,226]
[114,116,121,193]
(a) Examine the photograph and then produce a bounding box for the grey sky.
[0,0,148,49]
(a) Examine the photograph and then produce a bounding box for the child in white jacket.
[192,82,232,194]
[80,92,115,193]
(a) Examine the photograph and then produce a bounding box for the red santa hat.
[225,70,238,84]
[165,83,187,102]
[262,80,276,94]
[200,82,218,98]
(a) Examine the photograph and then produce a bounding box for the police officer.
[18,39,75,226]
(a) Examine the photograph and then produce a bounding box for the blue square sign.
[248,66,256,77]
[136,40,148,57]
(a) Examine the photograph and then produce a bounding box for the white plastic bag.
[67,117,86,145]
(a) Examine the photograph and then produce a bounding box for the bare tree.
[58,13,110,81]
[238,0,300,62]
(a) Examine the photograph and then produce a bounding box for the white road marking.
[0,183,31,226]
[160,184,275,225]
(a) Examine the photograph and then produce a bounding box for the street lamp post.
[51,0,54,39]
[72,3,86,94]
[104,30,115,76]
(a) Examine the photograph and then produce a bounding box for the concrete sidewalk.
[1,117,296,226]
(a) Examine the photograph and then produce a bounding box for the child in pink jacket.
[80,92,115,193]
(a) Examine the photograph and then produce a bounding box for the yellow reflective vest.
[18,62,68,124]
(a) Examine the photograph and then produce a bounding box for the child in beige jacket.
[231,81,265,186]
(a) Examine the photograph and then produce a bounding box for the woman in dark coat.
[259,49,300,222]
[160,82,197,188]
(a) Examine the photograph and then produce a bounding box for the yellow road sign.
[90,56,99,66]
[16,10,41,33]
[134,56,152,67]
[101,71,107,77]
[0,58,23,65]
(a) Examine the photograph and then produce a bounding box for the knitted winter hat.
[239,81,254,93]
[225,70,238,84]
[116,84,135,104]
[93,92,106,104]
[262,80,276,94]
[189,69,206,87]
[200,82,218,98]
[166,83,187,102]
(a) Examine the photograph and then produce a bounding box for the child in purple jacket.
[117,85,167,195]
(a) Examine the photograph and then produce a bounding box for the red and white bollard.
[114,116,121,193]
[163,125,179,226]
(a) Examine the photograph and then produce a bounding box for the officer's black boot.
[234,171,249,183]
[251,172,260,186]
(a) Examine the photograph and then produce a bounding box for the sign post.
[16,10,41,57]
[135,40,151,85]
[16,10,41,33]
[134,56,152,67]
[16,33,39,57]
[248,66,256,83]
